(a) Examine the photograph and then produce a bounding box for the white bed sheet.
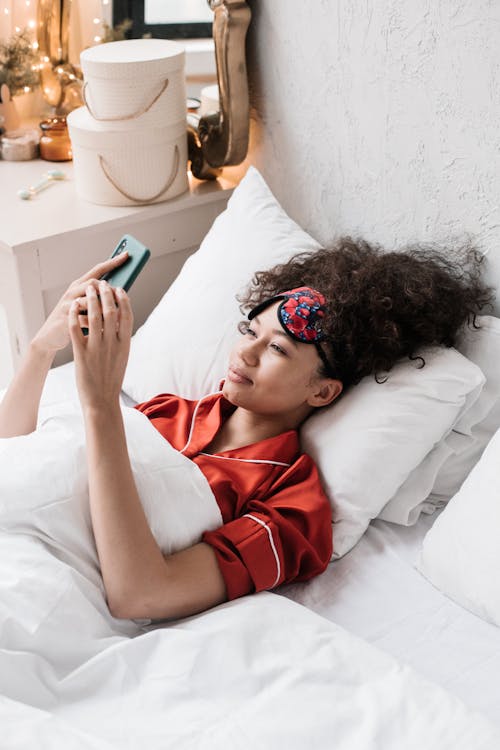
[281,513,500,727]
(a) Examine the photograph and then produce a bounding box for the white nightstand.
[0,158,237,389]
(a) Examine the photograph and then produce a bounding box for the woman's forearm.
[83,403,169,615]
[0,253,132,440]
[0,341,55,438]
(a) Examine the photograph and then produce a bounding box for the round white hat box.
[80,38,186,128]
[67,106,188,207]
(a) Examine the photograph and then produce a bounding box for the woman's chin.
[222,379,251,406]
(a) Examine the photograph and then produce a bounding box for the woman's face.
[222,302,341,424]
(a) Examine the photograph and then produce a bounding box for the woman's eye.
[270,343,287,355]
[238,322,257,337]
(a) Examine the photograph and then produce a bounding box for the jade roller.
[17,169,66,200]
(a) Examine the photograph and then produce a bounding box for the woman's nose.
[239,337,260,365]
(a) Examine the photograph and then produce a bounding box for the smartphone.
[100,234,151,291]
[81,235,150,334]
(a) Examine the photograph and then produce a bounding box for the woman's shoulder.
[268,446,326,499]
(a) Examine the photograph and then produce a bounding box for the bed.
[2,167,500,748]
[282,513,500,727]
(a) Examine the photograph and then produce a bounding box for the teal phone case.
[82,235,151,334]
[101,234,151,291]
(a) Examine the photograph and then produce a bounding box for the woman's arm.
[0,252,129,438]
[70,281,227,621]
[0,341,56,438]
[84,405,226,620]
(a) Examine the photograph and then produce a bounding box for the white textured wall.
[246,0,500,310]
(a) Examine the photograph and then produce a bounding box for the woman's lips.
[228,366,253,384]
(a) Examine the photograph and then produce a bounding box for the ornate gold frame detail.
[188,0,251,179]
[37,0,83,112]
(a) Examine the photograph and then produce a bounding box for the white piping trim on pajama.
[179,390,222,455]
[198,453,291,468]
[243,513,281,588]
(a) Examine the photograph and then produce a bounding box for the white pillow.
[121,165,485,557]
[377,315,500,526]
[429,315,500,500]
[300,347,484,558]
[417,426,500,627]
[122,166,320,402]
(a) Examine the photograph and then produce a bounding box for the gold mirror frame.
[37,0,71,64]
[37,0,83,112]
[188,0,251,179]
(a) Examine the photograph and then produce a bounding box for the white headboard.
[245,0,500,311]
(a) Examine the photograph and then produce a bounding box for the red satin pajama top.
[135,388,332,601]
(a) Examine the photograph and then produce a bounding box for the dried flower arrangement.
[101,18,134,44]
[0,28,40,97]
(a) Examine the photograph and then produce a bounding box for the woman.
[0,238,491,622]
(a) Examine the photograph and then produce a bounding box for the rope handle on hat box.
[97,144,180,204]
[83,78,169,121]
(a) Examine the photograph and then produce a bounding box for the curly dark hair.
[238,237,494,388]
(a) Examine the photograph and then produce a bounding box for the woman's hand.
[32,253,129,355]
[69,280,133,412]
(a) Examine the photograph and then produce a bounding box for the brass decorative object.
[37,0,83,113]
[188,0,251,180]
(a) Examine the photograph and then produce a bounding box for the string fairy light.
[1,0,36,41]
[90,0,113,46]
[1,0,110,83]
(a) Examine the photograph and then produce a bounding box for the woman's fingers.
[99,281,118,339]
[85,284,103,344]
[115,286,134,340]
[70,277,100,302]
[78,252,129,284]
[70,280,132,349]
[59,253,128,335]
[68,298,85,351]
[68,295,89,329]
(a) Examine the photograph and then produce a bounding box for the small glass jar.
[39,117,73,161]
[1,128,39,160]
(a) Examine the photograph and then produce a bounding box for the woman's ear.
[308,378,343,408]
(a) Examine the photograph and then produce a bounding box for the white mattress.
[7,361,500,730]
[280,513,500,727]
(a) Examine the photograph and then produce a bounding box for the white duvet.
[0,405,223,670]
[1,401,499,748]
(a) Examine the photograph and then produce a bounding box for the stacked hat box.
[68,39,188,206]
